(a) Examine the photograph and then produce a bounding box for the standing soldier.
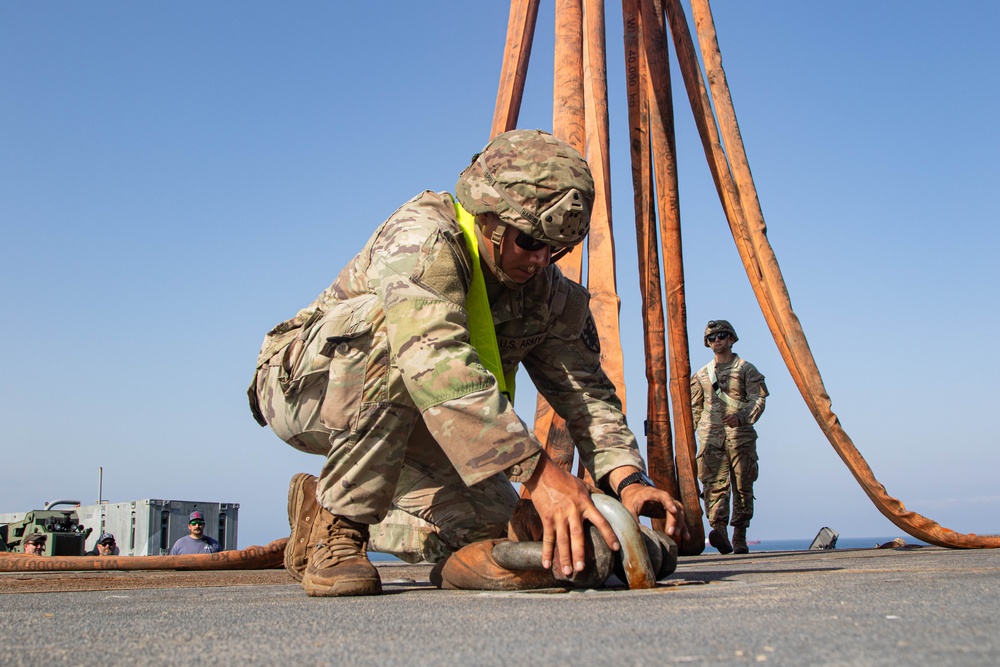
[249,129,688,597]
[691,320,768,554]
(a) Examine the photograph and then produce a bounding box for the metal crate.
[77,499,239,555]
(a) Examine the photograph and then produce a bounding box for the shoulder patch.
[581,315,601,353]
[545,277,590,340]
[415,231,469,304]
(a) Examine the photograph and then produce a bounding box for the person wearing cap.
[690,320,768,555]
[22,532,47,555]
[249,129,688,597]
[85,532,118,556]
[169,511,222,555]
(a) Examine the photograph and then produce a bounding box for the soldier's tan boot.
[733,526,749,554]
[285,473,321,582]
[301,512,382,597]
[708,523,734,555]
[429,539,560,591]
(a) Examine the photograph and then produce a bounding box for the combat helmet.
[704,319,738,347]
[455,129,594,287]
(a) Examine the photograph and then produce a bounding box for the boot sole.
[302,574,382,597]
[302,579,382,598]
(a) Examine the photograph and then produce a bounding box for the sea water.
[704,535,930,554]
[369,535,929,561]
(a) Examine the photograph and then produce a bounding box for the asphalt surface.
[2,545,998,666]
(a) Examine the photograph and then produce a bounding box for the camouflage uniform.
[250,190,644,563]
[691,354,768,529]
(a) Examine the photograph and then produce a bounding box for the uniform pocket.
[317,323,374,433]
[279,301,372,400]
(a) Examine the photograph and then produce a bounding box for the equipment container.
[75,500,239,555]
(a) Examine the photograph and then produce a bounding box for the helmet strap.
[474,217,525,290]
[549,245,572,263]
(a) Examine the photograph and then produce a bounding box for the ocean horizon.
[706,535,930,554]
[367,534,929,562]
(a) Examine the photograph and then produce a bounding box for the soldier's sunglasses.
[706,332,729,342]
[189,520,205,526]
[514,230,562,254]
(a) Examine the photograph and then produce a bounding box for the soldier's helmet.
[704,319,738,347]
[455,129,595,249]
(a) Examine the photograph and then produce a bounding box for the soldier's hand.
[522,452,620,576]
[723,414,740,427]
[618,483,691,544]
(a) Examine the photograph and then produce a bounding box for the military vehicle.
[1,500,92,556]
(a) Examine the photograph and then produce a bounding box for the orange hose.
[639,0,704,554]
[583,0,627,488]
[671,0,999,548]
[0,539,287,572]
[622,0,678,506]
[533,0,587,478]
[491,0,540,138]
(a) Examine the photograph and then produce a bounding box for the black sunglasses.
[706,332,729,342]
[514,230,562,254]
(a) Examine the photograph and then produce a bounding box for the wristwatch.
[615,471,654,499]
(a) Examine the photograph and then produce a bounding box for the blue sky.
[2,2,997,548]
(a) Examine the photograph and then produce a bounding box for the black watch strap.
[615,471,653,499]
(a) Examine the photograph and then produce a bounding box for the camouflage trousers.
[696,433,759,529]
[255,346,518,564]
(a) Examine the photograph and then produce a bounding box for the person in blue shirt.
[169,511,222,555]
